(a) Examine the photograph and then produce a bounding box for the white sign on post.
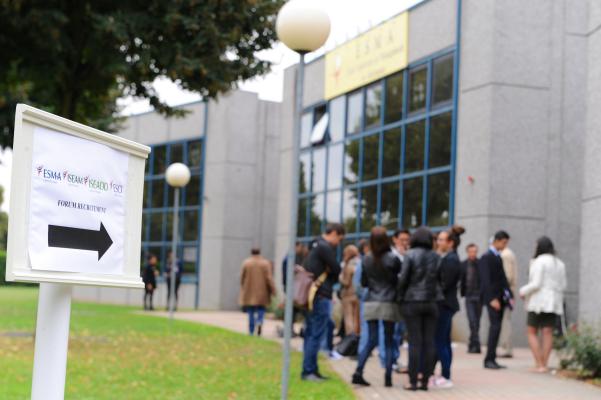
[5,104,150,400]
[6,104,149,287]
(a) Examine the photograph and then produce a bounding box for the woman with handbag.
[519,236,567,373]
[352,227,402,388]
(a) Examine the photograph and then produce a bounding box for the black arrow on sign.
[48,222,113,261]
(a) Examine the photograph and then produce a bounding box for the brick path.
[151,310,601,400]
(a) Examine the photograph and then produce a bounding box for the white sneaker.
[329,350,344,361]
[434,377,454,389]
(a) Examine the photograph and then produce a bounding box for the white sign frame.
[6,104,150,288]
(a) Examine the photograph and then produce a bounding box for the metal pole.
[281,52,305,400]
[169,187,180,320]
[31,283,72,400]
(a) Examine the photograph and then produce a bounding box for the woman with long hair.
[352,227,402,388]
[519,236,567,373]
[432,225,465,389]
[398,226,443,391]
[340,244,361,336]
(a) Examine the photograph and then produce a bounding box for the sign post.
[5,104,150,399]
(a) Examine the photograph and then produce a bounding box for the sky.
[1,0,424,211]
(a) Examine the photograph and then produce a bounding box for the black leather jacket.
[398,247,443,303]
[361,252,401,303]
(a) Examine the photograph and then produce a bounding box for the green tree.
[0,0,283,147]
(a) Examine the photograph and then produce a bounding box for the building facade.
[74,0,599,346]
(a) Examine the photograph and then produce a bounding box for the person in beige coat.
[499,246,518,357]
[340,245,361,336]
[240,248,276,336]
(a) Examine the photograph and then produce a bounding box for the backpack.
[293,265,327,311]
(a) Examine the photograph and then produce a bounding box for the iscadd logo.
[33,163,125,193]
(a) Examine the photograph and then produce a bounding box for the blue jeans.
[356,320,395,376]
[320,318,335,352]
[359,301,384,358]
[246,306,266,335]
[302,297,332,376]
[434,306,456,379]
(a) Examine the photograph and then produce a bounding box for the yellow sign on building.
[324,12,409,100]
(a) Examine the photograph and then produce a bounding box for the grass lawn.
[0,287,355,400]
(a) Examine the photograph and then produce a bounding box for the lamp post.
[276,2,330,399]
[165,162,191,321]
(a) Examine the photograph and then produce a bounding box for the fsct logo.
[110,181,124,193]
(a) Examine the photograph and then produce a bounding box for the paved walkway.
[151,310,601,400]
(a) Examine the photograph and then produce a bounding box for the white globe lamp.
[276,0,331,53]
[165,163,190,188]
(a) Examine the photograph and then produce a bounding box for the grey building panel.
[135,111,171,145]
[408,0,457,63]
[488,86,549,218]
[579,199,601,324]
[302,57,325,108]
[457,0,495,92]
[455,86,493,220]
[168,102,206,140]
[491,0,552,89]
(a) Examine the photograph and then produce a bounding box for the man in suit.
[479,231,513,369]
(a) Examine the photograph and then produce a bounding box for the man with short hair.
[479,231,513,369]
[461,243,482,353]
[239,248,276,336]
[301,223,345,382]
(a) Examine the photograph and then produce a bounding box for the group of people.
[297,223,568,390]
[234,220,568,389]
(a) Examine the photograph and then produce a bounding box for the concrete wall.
[456,0,588,345]
[579,0,601,325]
[198,91,281,310]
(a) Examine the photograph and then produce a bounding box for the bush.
[559,324,601,378]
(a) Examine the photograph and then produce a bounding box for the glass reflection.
[327,144,343,190]
[362,134,380,182]
[301,112,312,148]
[184,175,201,206]
[312,148,327,193]
[429,112,452,168]
[153,145,167,175]
[326,190,341,224]
[365,82,382,129]
[385,72,403,123]
[403,177,423,228]
[187,141,203,168]
[382,128,401,178]
[347,90,363,135]
[310,193,326,236]
[380,181,400,230]
[409,67,427,113]
[299,152,311,194]
[433,55,454,105]
[342,188,359,234]
[183,210,199,241]
[404,120,425,173]
[149,212,163,241]
[360,185,378,232]
[344,140,359,185]
[329,96,346,142]
[151,179,165,208]
[297,197,308,237]
[170,143,183,164]
[427,173,450,227]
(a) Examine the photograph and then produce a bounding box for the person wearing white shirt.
[519,236,567,373]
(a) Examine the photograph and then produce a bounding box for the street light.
[276,2,330,399]
[165,162,191,321]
